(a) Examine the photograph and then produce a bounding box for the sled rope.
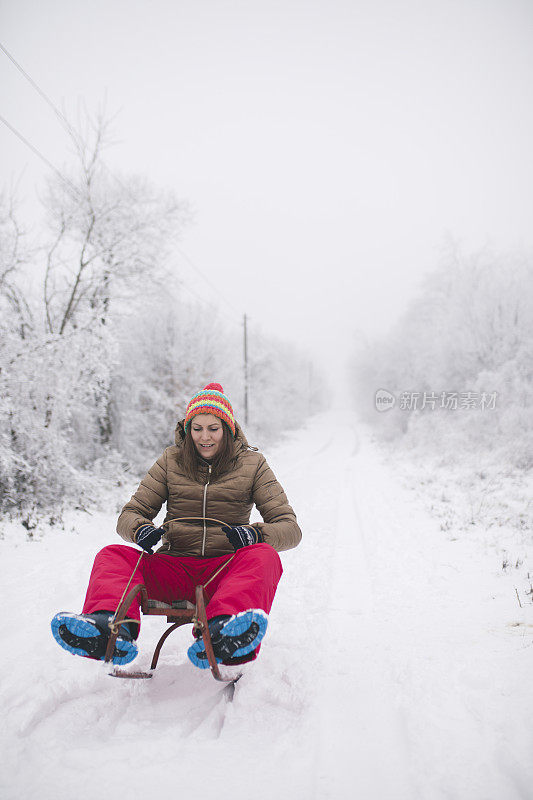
[163,516,234,528]
[204,553,237,588]
[163,516,238,588]
[109,550,144,635]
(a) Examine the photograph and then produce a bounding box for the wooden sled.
[105,583,239,684]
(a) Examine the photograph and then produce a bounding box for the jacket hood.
[174,418,250,455]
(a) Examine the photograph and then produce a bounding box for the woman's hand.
[222,525,263,550]
[135,524,165,554]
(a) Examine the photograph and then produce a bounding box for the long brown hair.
[182,422,236,482]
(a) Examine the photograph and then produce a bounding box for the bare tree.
[34,110,189,444]
[42,111,189,335]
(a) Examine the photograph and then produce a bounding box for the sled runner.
[107,583,240,683]
[106,517,247,684]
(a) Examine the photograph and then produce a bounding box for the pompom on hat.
[184,383,236,437]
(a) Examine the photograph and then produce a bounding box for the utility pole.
[243,313,249,425]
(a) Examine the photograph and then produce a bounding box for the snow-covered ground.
[1,412,532,800]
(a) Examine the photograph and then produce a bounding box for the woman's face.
[190,414,224,459]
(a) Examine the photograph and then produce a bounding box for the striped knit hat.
[184,383,236,437]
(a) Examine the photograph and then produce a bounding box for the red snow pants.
[82,543,283,630]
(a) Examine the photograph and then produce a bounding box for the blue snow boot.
[51,611,138,666]
[187,609,268,670]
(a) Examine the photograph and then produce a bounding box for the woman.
[51,383,301,669]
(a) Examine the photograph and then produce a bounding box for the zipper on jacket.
[201,464,212,556]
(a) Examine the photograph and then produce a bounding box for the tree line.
[351,241,532,471]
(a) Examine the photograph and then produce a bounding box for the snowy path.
[1,414,532,799]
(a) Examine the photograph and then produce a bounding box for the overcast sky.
[2,0,533,374]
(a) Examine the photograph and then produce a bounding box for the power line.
[176,246,244,318]
[0,39,91,199]
[176,273,242,330]
[0,113,80,196]
[0,40,76,140]
[0,41,127,193]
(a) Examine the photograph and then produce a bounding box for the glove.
[222,524,263,551]
[135,524,165,554]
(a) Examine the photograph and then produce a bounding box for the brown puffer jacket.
[116,420,302,557]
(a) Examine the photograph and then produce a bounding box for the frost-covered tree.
[42,114,188,335]
[351,246,533,467]
[247,324,325,442]
[39,112,189,446]
[109,296,242,471]
[0,192,34,337]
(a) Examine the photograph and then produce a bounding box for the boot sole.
[51,612,138,666]
[187,608,268,669]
